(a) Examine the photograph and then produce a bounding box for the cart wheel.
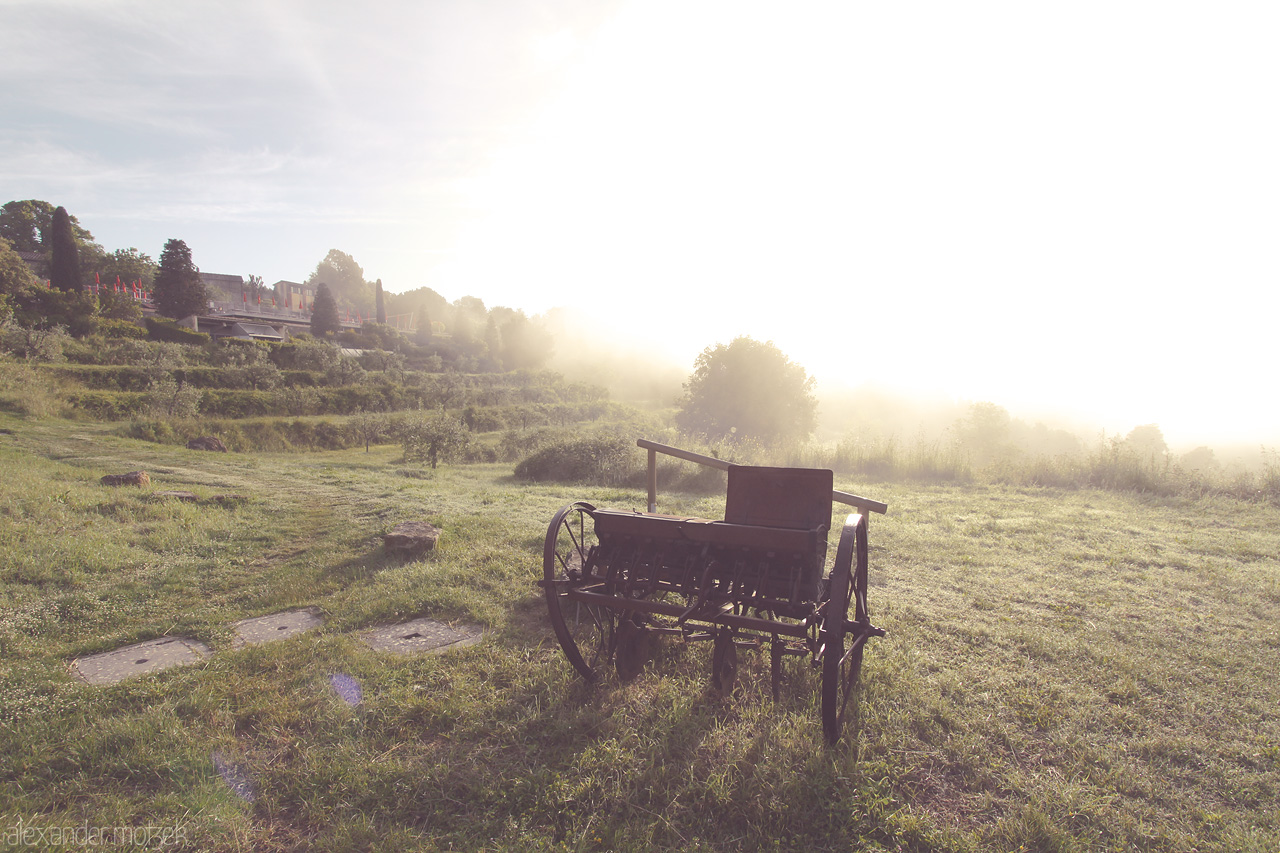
[543,502,613,682]
[712,629,738,692]
[821,514,868,744]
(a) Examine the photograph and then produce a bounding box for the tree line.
[1,199,557,373]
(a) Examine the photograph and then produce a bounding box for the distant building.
[199,272,245,301]
[272,280,316,311]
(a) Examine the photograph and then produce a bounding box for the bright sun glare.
[435,1,1279,447]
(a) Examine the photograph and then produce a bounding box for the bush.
[92,318,147,340]
[514,434,637,486]
[144,316,209,345]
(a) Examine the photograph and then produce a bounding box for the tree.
[953,402,1015,464]
[152,239,208,319]
[375,279,386,325]
[95,247,157,292]
[48,207,83,291]
[310,282,342,337]
[244,274,266,301]
[1123,424,1168,461]
[0,200,103,274]
[399,407,471,468]
[675,337,817,446]
[306,250,370,314]
[0,237,34,306]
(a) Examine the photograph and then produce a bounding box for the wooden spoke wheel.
[821,514,870,744]
[543,502,613,681]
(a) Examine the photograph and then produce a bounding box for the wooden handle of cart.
[637,438,889,517]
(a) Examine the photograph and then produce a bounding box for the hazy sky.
[3,0,1277,446]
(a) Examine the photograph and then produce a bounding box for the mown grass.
[0,413,1277,851]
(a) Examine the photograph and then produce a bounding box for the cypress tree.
[375,278,386,325]
[152,238,208,319]
[49,206,82,291]
[311,282,341,336]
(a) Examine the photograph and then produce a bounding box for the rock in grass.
[187,436,228,452]
[156,490,199,502]
[101,471,150,487]
[384,521,440,559]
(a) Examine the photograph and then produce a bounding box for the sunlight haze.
[3,0,1277,447]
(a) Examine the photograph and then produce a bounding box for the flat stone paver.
[232,608,323,648]
[360,618,483,655]
[72,637,212,685]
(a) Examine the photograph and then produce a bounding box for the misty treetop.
[306,249,372,315]
[676,336,818,447]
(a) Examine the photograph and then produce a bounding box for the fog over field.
[3,1,1277,448]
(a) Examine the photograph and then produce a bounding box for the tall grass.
[1,415,1277,851]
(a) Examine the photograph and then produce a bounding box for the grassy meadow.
[1,412,1278,852]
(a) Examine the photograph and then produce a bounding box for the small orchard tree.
[675,337,817,447]
[310,282,342,337]
[399,407,470,468]
[49,206,82,292]
[348,408,390,452]
[152,239,208,319]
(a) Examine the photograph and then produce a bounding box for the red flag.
[95,272,100,284]
[257,293,261,306]
[243,293,247,304]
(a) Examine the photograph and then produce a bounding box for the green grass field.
[1,413,1277,852]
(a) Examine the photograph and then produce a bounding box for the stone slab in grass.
[72,637,211,685]
[361,618,483,655]
[231,608,323,647]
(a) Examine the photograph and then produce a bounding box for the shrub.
[0,320,69,362]
[514,434,637,485]
[144,316,209,345]
[0,362,66,418]
[92,318,147,340]
[144,376,202,419]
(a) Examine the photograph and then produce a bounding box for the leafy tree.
[493,309,552,370]
[399,407,471,468]
[1180,446,1219,472]
[306,250,370,314]
[675,337,817,446]
[953,402,1015,464]
[95,247,157,292]
[0,200,103,274]
[244,274,266,301]
[1123,424,1168,461]
[310,282,342,337]
[348,408,390,452]
[48,206,82,291]
[375,278,386,324]
[152,239,208,319]
[0,237,34,318]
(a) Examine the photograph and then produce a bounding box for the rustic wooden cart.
[540,439,888,744]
